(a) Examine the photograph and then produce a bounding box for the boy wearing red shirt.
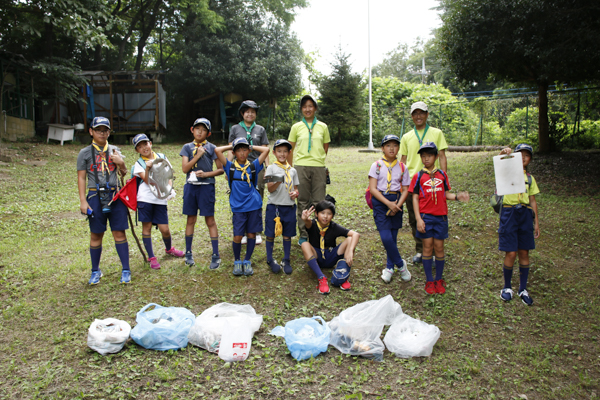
[409,142,469,294]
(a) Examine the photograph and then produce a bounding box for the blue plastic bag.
[271,316,330,361]
[130,303,195,351]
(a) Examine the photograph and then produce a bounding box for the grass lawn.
[0,141,599,400]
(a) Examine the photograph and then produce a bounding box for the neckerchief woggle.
[192,140,207,168]
[239,121,256,145]
[234,160,252,187]
[316,220,329,257]
[302,117,317,153]
[380,157,398,194]
[274,160,293,193]
[414,124,430,146]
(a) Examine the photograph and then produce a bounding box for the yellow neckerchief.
[234,160,252,187]
[316,220,329,257]
[421,167,439,205]
[192,140,207,168]
[274,160,293,193]
[380,157,398,194]
[92,141,109,173]
[141,151,157,162]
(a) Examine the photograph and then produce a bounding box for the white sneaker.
[398,259,412,282]
[381,267,394,283]
[256,234,262,245]
[241,236,247,245]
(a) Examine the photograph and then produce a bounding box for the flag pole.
[367,0,374,150]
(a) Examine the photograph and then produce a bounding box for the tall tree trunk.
[44,22,53,57]
[538,81,550,153]
[337,127,342,145]
[134,0,162,72]
[93,44,102,70]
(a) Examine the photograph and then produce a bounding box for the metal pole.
[367,0,374,150]
[525,96,529,138]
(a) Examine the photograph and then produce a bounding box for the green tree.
[317,48,365,145]
[437,0,600,152]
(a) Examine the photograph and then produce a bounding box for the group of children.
[78,109,540,305]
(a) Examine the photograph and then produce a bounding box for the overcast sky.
[291,0,442,77]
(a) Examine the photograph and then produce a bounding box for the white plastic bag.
[87,318,131,355]
[218,317,253,362]
[383,314,441,358]
[328,295,402,361]
[187,303,262,359]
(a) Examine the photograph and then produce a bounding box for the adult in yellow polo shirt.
[287,95,331,243]
[400,101,448,263]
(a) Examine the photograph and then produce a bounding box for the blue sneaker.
[243,260,253,276]
[412,253,422,264]
[120,270,131,284]
[267,260,281,274]
[233,260,243,276]
[88,270,102,285]
[500,288,514,302]
[281,259,293,275]
[185,252,195,267]
[209,254,221,270]
[518,289,533,306]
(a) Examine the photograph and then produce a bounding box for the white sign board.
[493,152,526,196]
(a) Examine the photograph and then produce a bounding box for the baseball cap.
[238,100,259,117]
[232,137,250,151]
[133,133,151,147]
[381,134,400,146]
[515,143,534,158]
[273,139,292,151]
[417,141,438,154]
[192,117,211,131]
[410,101,428,114]
[91,116,111,129]
[300,94,318,109]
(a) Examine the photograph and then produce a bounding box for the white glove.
[166,189,177,201]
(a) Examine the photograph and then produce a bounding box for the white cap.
[410,101,428,114]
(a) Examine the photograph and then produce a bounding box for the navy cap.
[515,143,533,158]
[300,94,318,109]
[238,100,259,117]
[417,141,438,154]
[192,117,211,131]
[91,116,110,129]
[273,139,292,151]
[232,137,250,151]
[133,133,151,147]
[381,134,400,147]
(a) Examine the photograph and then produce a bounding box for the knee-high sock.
[90,245,102,272]
[435,257,445,280]
[162,235,172,251]
[185,234,193,254]
[283,238,291,261]
[503,264,513,289]
[307,257,324,279]
[266,237,274,262]
[143,234,155,258]
[232,241,242,261]
[211,236,219,256]
[422,255,434,282]
[115,240,130,271]
[519,264,530,292]
[379,229,402,269]
[245,238,256,261]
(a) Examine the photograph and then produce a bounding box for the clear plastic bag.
[130,303,195,351]
[270,316,331,361]
[87,318,131,355]
[187,303,262,359]
[383,314,440,358]
[328,295,403,361]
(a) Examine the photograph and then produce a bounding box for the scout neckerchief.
[421,167,439,205]
[274,160,293,193]
[91,141,112,190]
[192,140,207,168]
[302,117,317,153]
[141,151,158,162]
[316,220,329,257]
[92,141,109,174]
[234,160,252,187]
[239,121,256,145]
[380,157,398,194]
[414,124,430,146]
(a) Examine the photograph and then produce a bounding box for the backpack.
[228,161,258,191]
[490,173,532,213]
[365,161,405,209]
[130,153,166,188]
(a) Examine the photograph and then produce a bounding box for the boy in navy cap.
[180,118,224,269]
[409,142,469,295]
[77,117,131,284]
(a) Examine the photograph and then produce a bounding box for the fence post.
[439,104,443,130]
[400,108,405,137]
[475,113,482,146]
[525,96,529,138]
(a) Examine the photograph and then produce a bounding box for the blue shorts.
[264,204,297,238]
[415,214,448,240]
[138,202,169,225]
[232,209,263,236]
[372,193,403,231]
[498,205,535,252]
[314,244,344,269]
[87,190,129,234]
[182,184,215,217]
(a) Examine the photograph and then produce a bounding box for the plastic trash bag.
[270,316,331,361]
[328,295,402,361]
[87,318,131,355]
[383,314,441,358]
[187,303,262,361]
[130,303,195,351]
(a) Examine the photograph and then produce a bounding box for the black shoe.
[281,259,293,275]
[412,253,422,263]
[267,260,281,273]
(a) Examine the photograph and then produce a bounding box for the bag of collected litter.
[383,314,441,358]
[328,295,402,361]
[87,318,131,355]
[218,317,255,362]
[270,316,330,361]
[130,303,195,351]
[187,303,262,359]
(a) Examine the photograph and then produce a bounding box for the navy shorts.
[87,190,129,234]
[232,209,263,236]
[314,244,344,269]
[265,204,297,238]
[138,202,169,225]
[372,193,403,231]
[498,205,535,252]
[415,214,448,240]
[182,184,215,217]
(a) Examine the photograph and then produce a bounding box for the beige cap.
[410,101,428,114]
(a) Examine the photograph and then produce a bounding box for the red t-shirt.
[409,170,451,216]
